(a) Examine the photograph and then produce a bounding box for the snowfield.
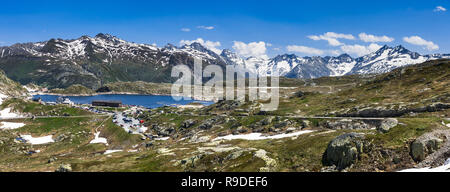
[0,108,22,118]
[399,159,450,172]
[89,132,108,145]
[213,130,315,141]
[21,135,55,145]
[0,122,25,130]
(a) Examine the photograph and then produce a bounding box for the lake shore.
[31,92,216,105]
[30,92,217,102]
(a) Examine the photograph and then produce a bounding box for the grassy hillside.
[49,84,96,95]
[101,81,173,95]
[274,59,450,116]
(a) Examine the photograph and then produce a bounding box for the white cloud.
[286,45,325,55]
[359,33,394,43]
[403,36,439,51]
[308,32,355,46]
[434,6,447,12]
[340,43,382,57]
[197,26,215,30]
[273,47,281,51]
[232,41,269,59]
[179,38,222,54]
[329,50,342,56]
[181,28,191,32]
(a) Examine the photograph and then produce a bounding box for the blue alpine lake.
[32,94,214,109]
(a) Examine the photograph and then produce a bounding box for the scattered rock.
[145,142,153,148]
[254,149,277,172]
[217,132,228,137]
[198,117,223,130]
[190,135,211,143]
[325,119,373,130]
[320,165,338,172]
[181,119,196,129]
[54,134,69,142]
[338,103,450,118]
[295,91,305,98]
[274,121,289,129]
[286,127,297,133]
[55,164,72,172]
[261,117,274,126]
[48,157,58,164]
[225,150,244,161]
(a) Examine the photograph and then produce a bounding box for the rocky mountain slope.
[0,70,27,98]
[0,33,448,89]
[0,34,228,89]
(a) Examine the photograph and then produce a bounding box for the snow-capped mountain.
[0,33,448,89]
[350,45,428,74]
[0,33,229,89]
[325,54,356,76]
[233,45,449,78]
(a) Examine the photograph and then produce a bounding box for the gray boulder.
[181,119,196,129]
[260,117,274,126]
[323,133,366,171]
[410,130,450,162]
[376,118,398,133]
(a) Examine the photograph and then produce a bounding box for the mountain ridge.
[0,33,449,89]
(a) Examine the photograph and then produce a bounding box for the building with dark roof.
[92,100,122,107]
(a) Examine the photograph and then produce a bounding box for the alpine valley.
[0,33,448,90]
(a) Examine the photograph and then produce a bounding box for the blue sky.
[0,0,448,57]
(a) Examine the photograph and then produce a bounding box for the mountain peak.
[94,33,118,41]
[392,45,410,53]
[337,53,352,59]
[378,45,391,52]
[221,49,233,55]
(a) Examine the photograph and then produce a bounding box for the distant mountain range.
[0,33,448,89]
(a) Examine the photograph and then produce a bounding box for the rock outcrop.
[410,130,450,162]
[324,118,398,133]
[323,133,366,171]
[337,103,450,118]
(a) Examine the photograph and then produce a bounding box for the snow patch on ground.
[23,86,38,93]
[21,135,55,145]
[213,130,315,141]
[399,159,450,172]
[89,132,108,145]
[103,150,123,155]
[0,94,7,105]
[155,137,170,141]
[0,108,21,118]
[0,122,25,130]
